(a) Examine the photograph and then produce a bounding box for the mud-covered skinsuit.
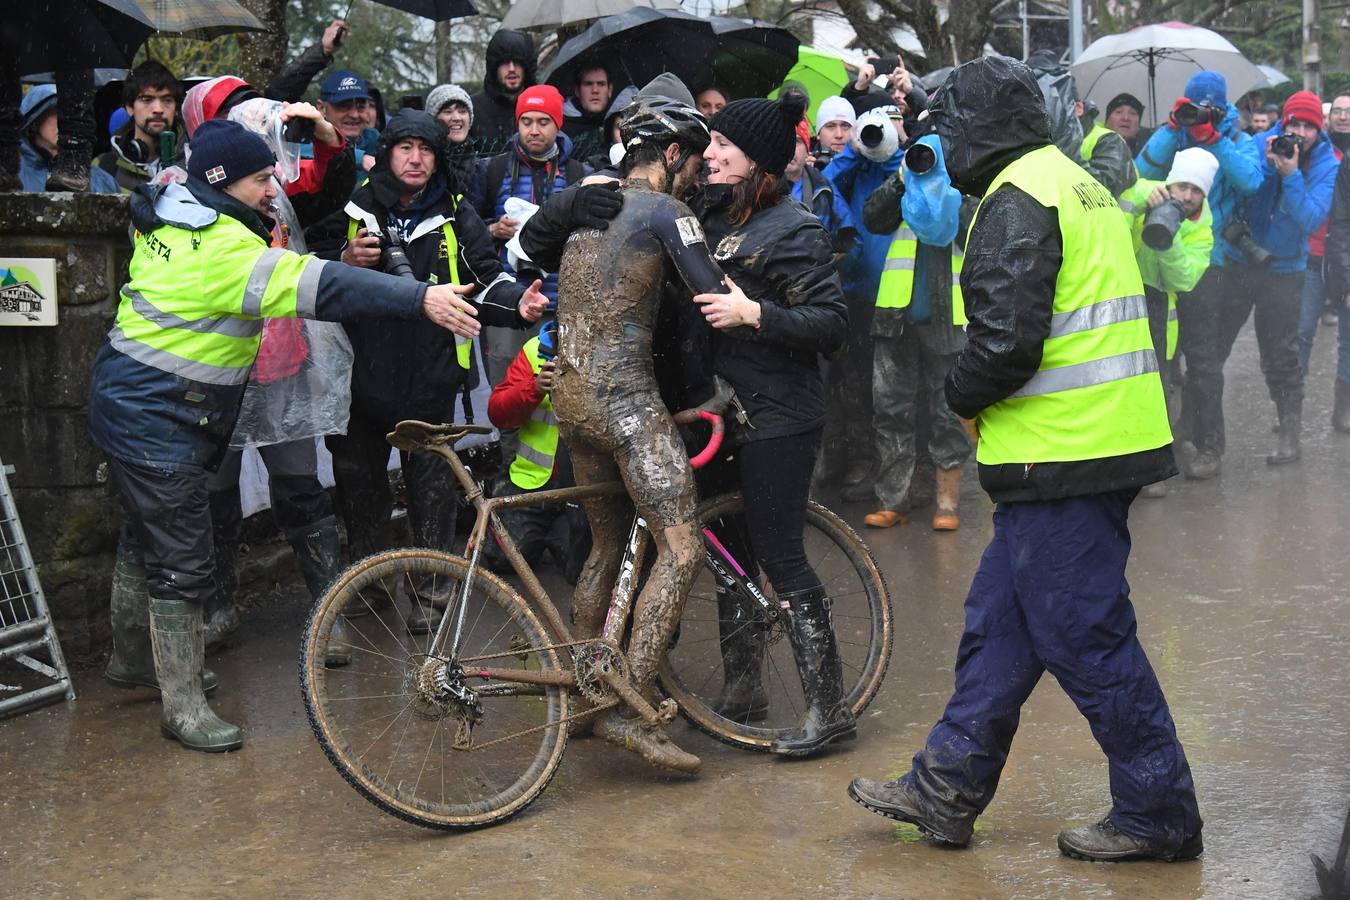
[552,179,726,694]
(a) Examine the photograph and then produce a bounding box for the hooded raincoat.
[470,29,538,156]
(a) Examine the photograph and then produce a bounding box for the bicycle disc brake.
[573,640,630,704]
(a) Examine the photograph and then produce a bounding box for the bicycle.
[300,394,892,830]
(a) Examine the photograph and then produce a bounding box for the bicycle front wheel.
[301,550,569,830]
[659,493,892,752]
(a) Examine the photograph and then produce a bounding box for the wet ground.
[3,332,1349,898]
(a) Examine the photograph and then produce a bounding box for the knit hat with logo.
[187,119,274,189]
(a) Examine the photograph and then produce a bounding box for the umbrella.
[542,7,717,95]
[1071,21,1266,129]
[767,46,849,131]
[708,17,800,101]
[502,0,680,32]
[4,0,155,73]
[131,0,265,40]
[1256,63,1291,89]
[341,0,477,22]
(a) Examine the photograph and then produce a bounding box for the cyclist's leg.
[567,435,631,640]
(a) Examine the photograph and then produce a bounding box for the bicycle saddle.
[387,420,493,451]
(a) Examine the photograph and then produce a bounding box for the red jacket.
[488,346,559,480]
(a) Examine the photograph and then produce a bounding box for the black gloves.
[570,181,624,230]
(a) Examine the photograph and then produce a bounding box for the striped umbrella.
[132,0,265,40]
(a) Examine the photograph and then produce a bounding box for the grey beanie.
[426,83,473,124]
[636,73,696,109]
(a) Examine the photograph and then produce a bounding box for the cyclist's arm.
[652,205,727,295]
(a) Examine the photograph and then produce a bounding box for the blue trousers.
[1296,261,1350,382]
[906,490,1202,847]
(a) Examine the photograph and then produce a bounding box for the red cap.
[516,85,564,128]
[1282,90,1324,130]
[795,117,811,147]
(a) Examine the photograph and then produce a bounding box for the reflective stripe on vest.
[113,216,316,385]
[347,213,471,370]
[878,226,967,324]
[1166,294,1178,360]
[509,336,559,490]
[971,145,1171,466]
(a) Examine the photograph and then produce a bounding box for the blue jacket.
[1240,126,1339,272]
[824,144,904,296]
[19,139,120,194]
[791,166,854,237]
[471,132,585,306]
[1137,103,1262,266]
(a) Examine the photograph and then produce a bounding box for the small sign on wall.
[0,258,58,327]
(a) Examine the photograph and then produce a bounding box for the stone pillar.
[0,192,130,662]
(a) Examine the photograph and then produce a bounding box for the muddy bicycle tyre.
[301,550,569,830]
[659,493,892,752]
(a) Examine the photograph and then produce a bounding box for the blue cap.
[20,84,57,131]
[108,107,130,136]
[1185,72,1227,108]
[320,70,371,103]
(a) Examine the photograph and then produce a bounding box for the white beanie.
[1165,147,1219,196]
[816,95,856,133]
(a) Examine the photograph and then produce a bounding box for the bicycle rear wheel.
[659,493,892,752]
[301,550,569,830]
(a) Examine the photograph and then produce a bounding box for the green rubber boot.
[105,557,217,694]
[149,597,242,753]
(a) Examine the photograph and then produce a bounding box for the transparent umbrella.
[131,0,265,40]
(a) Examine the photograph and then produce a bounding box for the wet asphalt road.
[3,330,1349,898]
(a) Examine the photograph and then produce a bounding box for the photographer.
[311,110,548,589]
[1136,72,1262,479]
[1215,91,1338,465]
[1118,148,1217,496]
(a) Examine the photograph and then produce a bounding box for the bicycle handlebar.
[672,376,735,471]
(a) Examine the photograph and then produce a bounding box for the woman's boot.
[149,597,242,752]
[711,588,769,722]
[105,556,217,693]
[771,587,856,757]
[931,466,961,531]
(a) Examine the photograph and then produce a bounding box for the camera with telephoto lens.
[1222,219,1273,266]
[380,226,417,279]
[282,115,316,144]
[1270,133,1301,159]
[904,141,937,175]
[1173,100,1223,129]
[855,107,900,163]
[1141,199,1186,251]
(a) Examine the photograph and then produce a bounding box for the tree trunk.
[435,20,453,84]
[237,0,289,90]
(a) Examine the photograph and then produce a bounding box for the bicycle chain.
[465,699,619,751]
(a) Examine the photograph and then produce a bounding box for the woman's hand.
[518,279,548,321]
[694,275,761,330]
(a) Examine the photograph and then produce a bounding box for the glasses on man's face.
[1330,106,1350,118]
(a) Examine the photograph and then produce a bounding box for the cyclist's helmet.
[617,97,711,156]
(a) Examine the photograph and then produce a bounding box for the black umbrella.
[708,17,799,100]
[341,0,477,21]
[3,0,155,73]
[542,7,717,96]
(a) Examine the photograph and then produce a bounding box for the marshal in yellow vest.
[509,335,560,490]
[970,145,1172,466]
[876,225,968,325]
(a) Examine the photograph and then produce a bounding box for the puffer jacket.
[470,29,537,155]
[823,142,904,297]
[927,55,1175,502]
[1239,126,1339,272]
[1137,103,1263,265]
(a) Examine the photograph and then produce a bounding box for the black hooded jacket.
[470,29,537,156]
[930,56,1175,502]
[309,110,528,431]
[1326,154,1350,310]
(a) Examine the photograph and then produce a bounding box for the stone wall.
[0,192,131,662]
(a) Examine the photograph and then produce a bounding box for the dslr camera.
[855,107,900,163]
[903,141,938,175]
[1141,199,1186,251]
[380,226,417,279]
[1222,219,1273,266]
[1270,133,1301,159]
[1173,100,1223,129]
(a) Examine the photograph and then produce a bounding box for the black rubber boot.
[287,518,351,667]
[105,556,217,694]
[771,587,856,757]
[203,537,241,651]
[1334,380,1350,434]
[149,597,242,752]
[1266,397,1302,466]
[711,588,769,723]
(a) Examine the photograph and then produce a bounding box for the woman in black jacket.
[689,94,854,757]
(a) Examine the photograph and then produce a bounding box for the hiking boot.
[46,136,90,191]
[847,776,973,846]
[712,588,769,722]
[149,597,242,753]
[1335,380,1350,434]
[931,466,961,531]
[863,509,906,528]
[104,556,217,693]
[594,710,701,774]
[1266,397,1301,466]
[771,588,856,757]
[1057,818,1204,862]
[1185,449,1220,480]
[841,479,877,504]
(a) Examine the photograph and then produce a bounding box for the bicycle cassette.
[573,640,630,704]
